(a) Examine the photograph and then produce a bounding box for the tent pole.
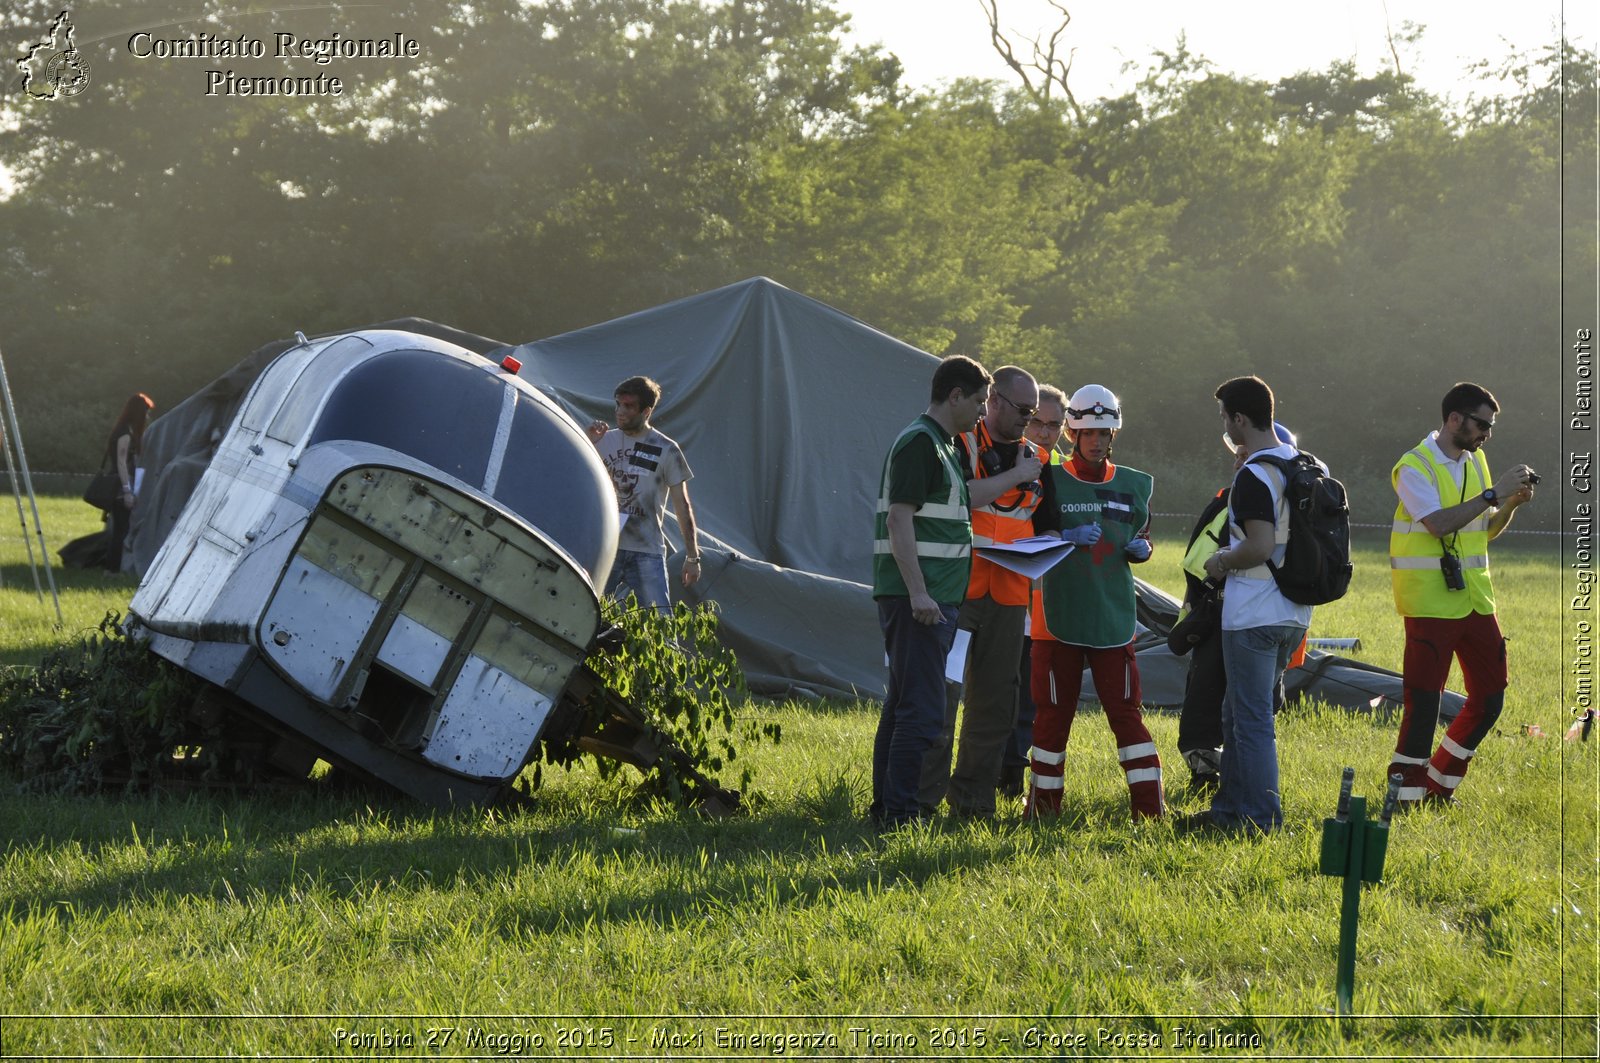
[0,373,41,599]
[0,346,63,626]
[2,413,23,591]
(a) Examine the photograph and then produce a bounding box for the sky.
[831,0,1590,105]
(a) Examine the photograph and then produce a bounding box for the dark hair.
[1214,376,1274,432]
[1441,381,1498,422]
[614,375,662,411]
[930,355,992,405]
[106,392,154,460]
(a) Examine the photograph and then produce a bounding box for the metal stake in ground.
[0,346,63,625]
[1319,768,1400,1015]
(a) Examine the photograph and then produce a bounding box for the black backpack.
[1245,451,1353,606]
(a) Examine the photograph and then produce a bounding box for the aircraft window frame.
[265,336,375,444]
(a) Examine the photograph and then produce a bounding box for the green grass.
[0,493,138,668]
[1,498,1595,1058]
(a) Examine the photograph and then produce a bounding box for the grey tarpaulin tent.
[127,279,1454,714]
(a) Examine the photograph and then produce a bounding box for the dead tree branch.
[981,0,1084,122]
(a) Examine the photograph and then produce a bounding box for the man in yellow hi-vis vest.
[1390,382,1537,808]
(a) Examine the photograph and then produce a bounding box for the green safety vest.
[1035,463,1153,648]
[873,416,972,605]
[1390,442,1495,618]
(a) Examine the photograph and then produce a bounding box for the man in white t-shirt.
[1188,375,1311,835]
[586,375,700,611]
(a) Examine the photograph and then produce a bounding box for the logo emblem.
[18,10,91,100]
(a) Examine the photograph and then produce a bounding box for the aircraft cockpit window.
[266,336,374,444]
[497,398,616,581]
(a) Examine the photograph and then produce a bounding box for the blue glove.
[1063,522,1102,546]
[1124,537,1152,562]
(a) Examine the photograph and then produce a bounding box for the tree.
[981,0,1083,122]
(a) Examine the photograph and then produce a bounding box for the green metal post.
[1335,795,1366,1015]
[1320,770,1401,1017]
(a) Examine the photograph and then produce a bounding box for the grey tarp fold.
[506,277,936,698]
[128,279,1454,714]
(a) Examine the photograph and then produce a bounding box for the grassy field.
[0,496,1595,1059]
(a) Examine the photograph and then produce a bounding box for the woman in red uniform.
[1026,385,1165,820]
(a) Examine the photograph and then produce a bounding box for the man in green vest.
[871,355,992,830]
[1389,382,1536,807]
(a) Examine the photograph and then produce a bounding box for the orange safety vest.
[959,420,1046,606]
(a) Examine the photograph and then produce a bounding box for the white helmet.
[1066,385,1122,430]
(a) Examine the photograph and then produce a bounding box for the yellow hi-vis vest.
[1390,443,1495,618]
[1182,491,1229,584]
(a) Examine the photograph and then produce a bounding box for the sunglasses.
[1464,413,1495,431]
[992,392,1038,418]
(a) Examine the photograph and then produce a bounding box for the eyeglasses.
[1028,417,1064,432]
[992,392,1038,418]
[1465,413,1496,431]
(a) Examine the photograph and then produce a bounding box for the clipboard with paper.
[975,534,1075,580]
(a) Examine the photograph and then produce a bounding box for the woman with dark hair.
[102,392,154,573]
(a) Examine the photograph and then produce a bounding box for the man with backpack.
[1388,382,1536,808]
[1173,422,1307,792]
[1186,376,1344,834]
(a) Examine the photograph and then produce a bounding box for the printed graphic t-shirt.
[596,427,693,555]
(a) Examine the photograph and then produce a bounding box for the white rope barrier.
[1149,512,1563,538]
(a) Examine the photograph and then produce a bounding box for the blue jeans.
[873,597,961,827]
[605,548,671,612]
[1211,623,1306,833]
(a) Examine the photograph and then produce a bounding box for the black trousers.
[1178,630,1228,757]
[106,498,131,573]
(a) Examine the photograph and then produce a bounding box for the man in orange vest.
[919,366,1065,820]
[1000,384,1069,796]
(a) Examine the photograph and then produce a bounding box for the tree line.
[1,0,1591,526]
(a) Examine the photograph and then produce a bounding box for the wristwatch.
[1480,488,1498,506]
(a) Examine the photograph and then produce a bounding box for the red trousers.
[1029,640,1165,819]
[1390,611,1507,802]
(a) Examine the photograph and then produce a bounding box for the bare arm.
[886,503,942,624]
[1418,463,1535,538]
[1486,483,1534,540]
[669,481,701,587]
[1203,519,1276,580]
[966,451,1043,509]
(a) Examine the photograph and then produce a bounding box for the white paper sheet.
[976,536,1075,580]
[944,627,972,683]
